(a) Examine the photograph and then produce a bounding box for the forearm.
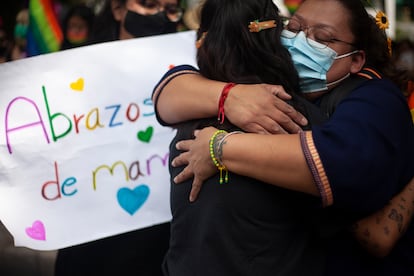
[221,132,319,196]
[352,177,414,257]
[155,73,224,125]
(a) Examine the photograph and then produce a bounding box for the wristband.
[217,131,244,161]
[209,130,228,184]
[218,83,236,124]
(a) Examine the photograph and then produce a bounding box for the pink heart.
[25,220,46,241]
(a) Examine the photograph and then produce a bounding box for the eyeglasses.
[138,0,183,22]
[281,17,356,49]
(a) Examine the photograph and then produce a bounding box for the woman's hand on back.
[225,84,308,134]
[172,127,218,202]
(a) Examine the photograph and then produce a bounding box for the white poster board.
[0,30,197,250]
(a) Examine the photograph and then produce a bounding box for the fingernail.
[175,142,181,149]
[301,118,308,125]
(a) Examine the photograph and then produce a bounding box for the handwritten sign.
[0,31,197,250]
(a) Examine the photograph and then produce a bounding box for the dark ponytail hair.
[196,0,301,95]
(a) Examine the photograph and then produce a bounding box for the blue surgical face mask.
[281,30,358,93]
[124,10,177,38]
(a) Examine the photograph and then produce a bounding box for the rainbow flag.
[27,0,63,56]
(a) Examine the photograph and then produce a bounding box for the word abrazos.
[3,85,154,153]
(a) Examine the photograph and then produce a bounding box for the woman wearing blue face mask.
[152,0,414,275]
[280,17,360,94]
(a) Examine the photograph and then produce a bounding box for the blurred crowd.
[0,0,414,80]
[0,0,206,62]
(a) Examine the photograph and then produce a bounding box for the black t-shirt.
[154,64,332,276]
[163,115,327,276]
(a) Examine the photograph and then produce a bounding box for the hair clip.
[364,0,392,56]
[248,20,277,32]
[196,32,207,49]
[374,10,392,55]
[375,11,389,30]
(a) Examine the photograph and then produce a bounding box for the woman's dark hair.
[336,0,408,91]
[196,0,301,95]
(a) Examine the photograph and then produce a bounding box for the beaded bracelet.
[209,130,228,184]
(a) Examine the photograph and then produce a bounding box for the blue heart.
[117,185,150,215]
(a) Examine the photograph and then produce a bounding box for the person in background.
[393,39,414,123]
[60,4,95,50]
[88,0,127,43]
[181,0,202,30]
[0,17,11,63]
[89,0,184,44]
[393,38,414,81]
[123,0,185,39]
[54,1,186,275]
[11,8,28,60]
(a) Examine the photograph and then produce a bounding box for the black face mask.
[124,10,178,38]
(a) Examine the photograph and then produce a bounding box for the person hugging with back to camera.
[162,0,329,275]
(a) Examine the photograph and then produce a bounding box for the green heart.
[137,126,154,143]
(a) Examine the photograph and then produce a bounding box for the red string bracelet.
[218,82,236,124]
